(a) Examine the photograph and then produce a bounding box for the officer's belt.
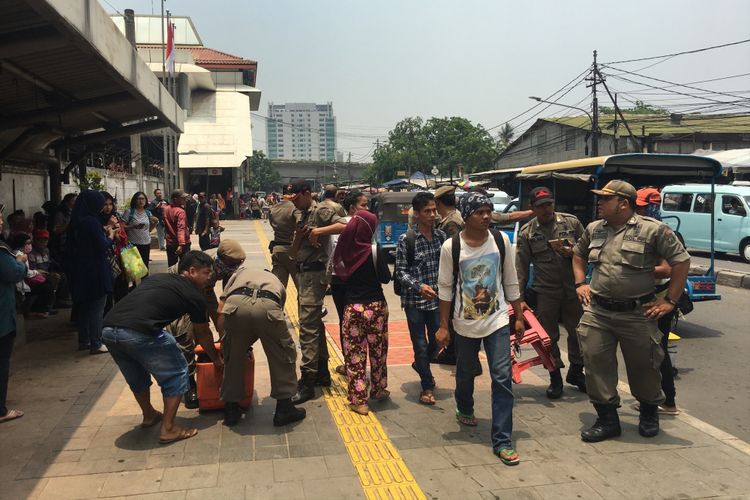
[226,287,281,305]
[297,261,326,272]
[592,293,655,312]
[268,240,291,251]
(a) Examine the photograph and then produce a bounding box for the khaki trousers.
[297,269,329,378]
[535,293,584,369]
[271,248,297,290]
[578,302,665,407]
[220,295,297,402]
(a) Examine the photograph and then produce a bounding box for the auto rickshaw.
[368,191,417,257]
[513,153,723,302]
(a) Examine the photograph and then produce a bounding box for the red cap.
[636,188,661,207]
[34,229,50,239]
[529,187,554,206]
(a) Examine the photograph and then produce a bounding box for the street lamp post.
[529,96,598,156]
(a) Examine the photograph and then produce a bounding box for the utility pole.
[612,93,618,154]
[589,50,600,157]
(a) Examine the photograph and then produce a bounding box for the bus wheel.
[741,239,750,263]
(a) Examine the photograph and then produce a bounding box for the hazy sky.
[103,0,750,161]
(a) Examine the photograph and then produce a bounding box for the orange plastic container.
[194,343,254,410]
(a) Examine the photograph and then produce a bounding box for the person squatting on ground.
[436,191,525,466]
[515,187,587,399]
[395,192,446,406]
[218,266,306,427]
[572,180,690,442]
[288,179,347,404]
[102,251,223,444]
[331,210,392,415]
[165,240,246,409]
[0,217,27,424]
[328,190,369,377]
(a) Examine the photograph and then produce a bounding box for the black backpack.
[392,230,417,296]
[449,229,506,320]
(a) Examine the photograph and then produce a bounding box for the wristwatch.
[665,296,678,306]
[575,282,587,288]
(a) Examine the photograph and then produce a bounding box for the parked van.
[661,184,750,262]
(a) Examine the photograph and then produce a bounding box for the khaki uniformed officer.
[572,180,690,442]
[516,187,586,399]
[287,179,347,403]
[218,266,306,427]
[435,185,464,238]
[320,184,347,218]
[269,197,300,289]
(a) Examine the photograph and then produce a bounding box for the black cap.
[288,179,312,199]
[529,187,554,206]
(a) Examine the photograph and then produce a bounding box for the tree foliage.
[366,116,499,183]
[76,171,105,192]
[599,100,668,116]
[496,123,515,153]
[244,150,282,193]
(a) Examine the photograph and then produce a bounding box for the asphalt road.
[662,285,750,442]
[690,250,750,274]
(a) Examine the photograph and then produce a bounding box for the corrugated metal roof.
[543,114,750,135]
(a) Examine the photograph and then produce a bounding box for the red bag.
[194,343,254,410]
[27,273,46,286]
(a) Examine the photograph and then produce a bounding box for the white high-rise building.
[267,102,336,161]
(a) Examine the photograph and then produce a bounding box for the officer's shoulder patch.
[520,220,533,233]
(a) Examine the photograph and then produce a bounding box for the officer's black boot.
[565,364,587,393]
[273,398,307,426]
[291,376,316,404]
[546,369,563,399]
[315,359,332,387]
[638,402,660,438]
[184,375,199,409]
[581,404,622,442]
[223,402,241,426]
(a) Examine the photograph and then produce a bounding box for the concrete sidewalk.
[2,220,749,500]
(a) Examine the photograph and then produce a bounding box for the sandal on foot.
[159,427,198,444]
[350,404,370,415]
[455,409,477,426]
[371,390,390,401]
[658,405,680,416]
[141,412,163,428]
[0,409,24,423]
[419,390,436,406]
[497,447,520,466]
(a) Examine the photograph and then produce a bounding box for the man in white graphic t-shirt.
[436,191,525,466]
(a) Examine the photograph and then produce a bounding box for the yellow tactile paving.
[253,221,425,500]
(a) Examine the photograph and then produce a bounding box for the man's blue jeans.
[404,307,439,391]
[454,326,514,452]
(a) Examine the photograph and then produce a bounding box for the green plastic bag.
[120,244,148,281]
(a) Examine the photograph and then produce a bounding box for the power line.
[620,73,750,94]
[602,39,750,65]
[602,65,750,103]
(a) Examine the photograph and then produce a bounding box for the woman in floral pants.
[331,210,392,415]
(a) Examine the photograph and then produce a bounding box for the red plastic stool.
[508,307,556,384]
[194,343,254,410]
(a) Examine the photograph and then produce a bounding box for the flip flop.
[0,409,24,423]
[141,412,163,428]
[159,427,198,444]
[497,447,520,466]
[419,390,436,406]
[455,409,477,426]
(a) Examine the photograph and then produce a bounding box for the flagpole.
[160,0,168,191]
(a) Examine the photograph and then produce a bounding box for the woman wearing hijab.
[331,210,391,415]
[65,190,116,354]
[101,192,129,306]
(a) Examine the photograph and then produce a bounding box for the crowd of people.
[0,178,691,468]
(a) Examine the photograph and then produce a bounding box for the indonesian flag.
[165,22,175,75]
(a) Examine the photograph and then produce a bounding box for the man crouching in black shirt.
[102,251,223,444]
